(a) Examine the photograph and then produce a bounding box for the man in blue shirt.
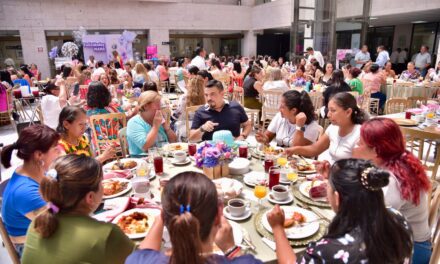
[375,45,390,68]
[189,80,252,142]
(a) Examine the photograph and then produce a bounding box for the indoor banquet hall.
[0,0,439,263]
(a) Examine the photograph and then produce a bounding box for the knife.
[241,228,256,251]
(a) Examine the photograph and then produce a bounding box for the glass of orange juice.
[277,156,288,167]
[286,168,298,190]
[254,182,267,210]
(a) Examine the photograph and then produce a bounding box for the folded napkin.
[103,170,132,180]
[93,197,130,222]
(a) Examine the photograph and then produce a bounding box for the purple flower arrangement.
[194,142,234,168]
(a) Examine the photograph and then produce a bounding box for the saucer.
[223,206,252,221]
[268,192,294,205]
[171,157,191,166]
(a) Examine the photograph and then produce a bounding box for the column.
[148,29,170,58]
[241,30,257,57]
[20,29,51,79]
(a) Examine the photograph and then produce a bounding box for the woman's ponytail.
[168,212,204,264]
[34,176,62,238]
[1,144,16,168]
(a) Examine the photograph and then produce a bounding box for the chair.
[429,183,440,228]
[185,105,203,141]
[431,215,440,264]
[385,98,410,115]
[0,217,20,264]
[231,87,244,105]
[261,90,284,130]
[215,74,231,91]
[89,113,127,157]
[400,126,440,179]
[407,96,428,108]
[118,127,128,157]
[0,88,15,127]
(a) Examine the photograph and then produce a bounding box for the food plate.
[299,181,327,202]
[290,157,316,174]
[102,178,132,199]
[251,145,284,159]
[261,206,320,239]
[103,158,145,172]
[112,208,161,239]
[170,157,191,166]
[162,143,189,153]
[391,118,418,126]
[213,178,243,201]
[243,172,266,187]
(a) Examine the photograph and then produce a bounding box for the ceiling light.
[369,17,378,20]
[274,32,284,35]
[412,20,428,24]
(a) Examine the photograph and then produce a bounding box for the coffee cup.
[173,150,187,162]
[271,185,289,201]
[227,198,249,217]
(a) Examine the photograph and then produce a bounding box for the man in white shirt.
[390,48,400,65]
[412,45,431,77]
[306,47,324,68]
[190,47,207,70]
[354,45,371,69]
[93,61,106,75]
[375,45,389,68]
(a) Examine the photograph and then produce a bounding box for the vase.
[203,163,229,180]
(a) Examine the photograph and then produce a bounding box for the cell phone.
[73,83,80,96]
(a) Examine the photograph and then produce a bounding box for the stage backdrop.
[83,34,133,64]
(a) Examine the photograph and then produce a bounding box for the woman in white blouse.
[262,68,289,92]
[285,92,368,164]
[255,90,321,147]
[40,79,69,130]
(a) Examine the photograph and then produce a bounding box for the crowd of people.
[0,43,437,264]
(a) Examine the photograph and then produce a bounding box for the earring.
[39,160,45,168]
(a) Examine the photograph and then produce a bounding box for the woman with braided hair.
[353,117,432,264]
[267,159,413,263]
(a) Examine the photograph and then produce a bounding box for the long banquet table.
[141,154,334,263]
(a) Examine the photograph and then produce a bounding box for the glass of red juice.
[188,143,197,156]
[264,157,274,173]
[153,156,164,175]
[238,145,248,158]
[268,166,280,189]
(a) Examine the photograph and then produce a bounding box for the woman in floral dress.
[267,159,413,264]
[57,106,115,163]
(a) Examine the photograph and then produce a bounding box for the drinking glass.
[238,145,248,158]
[268,166,280,189]
[188,143,197,156]
[132,176,151,198]
[264,155,274,173]
[277,155,288,167]
[254,182,267,210]
[286,167,298,190]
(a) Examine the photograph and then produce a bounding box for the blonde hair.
[186,76,205,107]
[138,91,161,111]
[269,68,282,81]
[134,63,150,82]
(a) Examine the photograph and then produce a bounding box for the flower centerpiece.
[194,141,234,179]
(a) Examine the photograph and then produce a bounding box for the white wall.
[252,0,292,30]
[371,0,440,16]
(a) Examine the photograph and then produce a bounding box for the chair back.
[232,87,244,105]
[407,96,428,108]
[89,113,127,157]
[0,217,20,264]
[400,126,440,179]
[185,105,203,140]
[215,74,231,90]
[385,98,410,114]
[429,184,440,228]
[308,91,323,112]
[118,127,128,157]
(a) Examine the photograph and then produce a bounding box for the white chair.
[261,90,284,130]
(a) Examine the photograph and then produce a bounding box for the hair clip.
[360,167,379,191]
[179,204,191,215]
[47,202,59,214]
[45,169,58,181]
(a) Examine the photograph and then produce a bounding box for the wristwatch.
[296,125,306,132]
[199,126,206,133]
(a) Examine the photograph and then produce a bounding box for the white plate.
[102,178,132,199]
[223,206,252,221]
[170,157,191,166]
[162,143,189,153]
[213,178,243,201]
[228,158,250,175]
[267,192,294,205]
[291,157,317,174]
[252,146,284,158]
[262,206,320,239]
[103,158,145,172]
[243,172,267,187]
[299,181,328,202]
[112,208,161,239]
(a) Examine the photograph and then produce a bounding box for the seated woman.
[127,91,177,155]
[173,76,205,140]
[267,159,413,263]
[314,62,334,86]
[85,81,124,117]
[243,66,264,111]
[353,118,431,264]
[22,155,135,263]
[40,79,69,130]
[322,70,352,117]
[347,67,363,95]
[1,125,60,256]
[256,90,320,147]
[286,92,367,164]
[125,171,263,264]
[361,63,386,110]
[290,65,306,87]
[262,68,289,92]
[383,61,397,79]
[400,62,421,81]
[57,106,115,163]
